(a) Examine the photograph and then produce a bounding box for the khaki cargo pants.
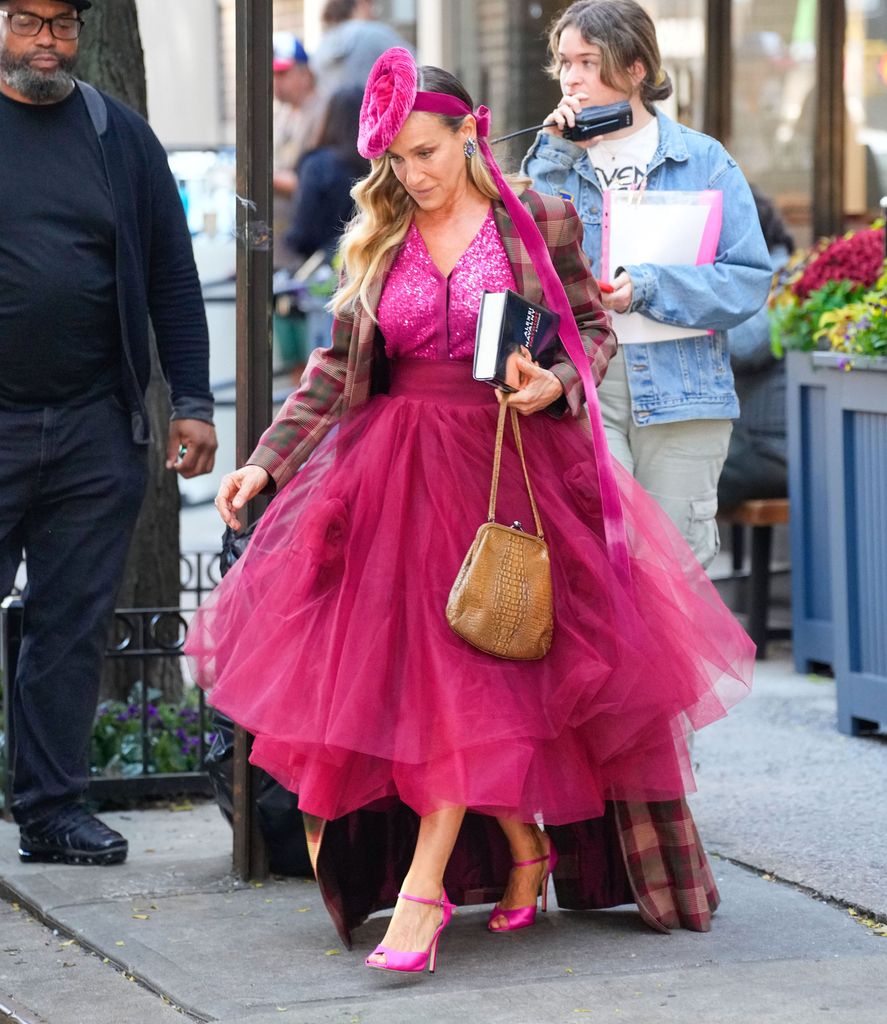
[597,350,731,570]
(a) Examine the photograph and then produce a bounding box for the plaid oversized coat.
[248,189,615,487]
[249,188,720,943]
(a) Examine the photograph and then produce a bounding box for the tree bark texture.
[78,4,184,702]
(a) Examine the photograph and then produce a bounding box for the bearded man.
[0,0,217,865]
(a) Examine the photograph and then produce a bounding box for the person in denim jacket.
[523,0,771,567]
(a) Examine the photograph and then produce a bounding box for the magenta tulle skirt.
[186,360,753,825]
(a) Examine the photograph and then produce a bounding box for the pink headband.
[357,49,630,584]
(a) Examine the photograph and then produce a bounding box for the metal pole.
[703,0,732,143]
[813,0,846,239]
[233,0,273,881]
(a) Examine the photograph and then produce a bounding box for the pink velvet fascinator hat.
[356,48,630,584]
[357,47,418,159]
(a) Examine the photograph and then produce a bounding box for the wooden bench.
[721,498,790,659]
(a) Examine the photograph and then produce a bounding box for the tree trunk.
[78,5,184,703]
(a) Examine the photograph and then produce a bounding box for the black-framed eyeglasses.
[0,10,84,40]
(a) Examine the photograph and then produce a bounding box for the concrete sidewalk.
[2,651,886,1024]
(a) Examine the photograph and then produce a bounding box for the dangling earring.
[463,137,477,159]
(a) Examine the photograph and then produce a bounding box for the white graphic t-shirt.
[588,116,659,191]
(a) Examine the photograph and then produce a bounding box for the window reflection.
[645,0,706,130]
[374,0,417,47]
[730,0,817,240]
[846,0,887,221]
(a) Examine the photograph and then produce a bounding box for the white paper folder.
[601,189,723,345]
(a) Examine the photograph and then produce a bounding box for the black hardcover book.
[473,290,561,392]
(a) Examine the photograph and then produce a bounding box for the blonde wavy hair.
[332,66,527,319]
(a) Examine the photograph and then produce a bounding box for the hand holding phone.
[543,96,633,145]
[562,101,633,142]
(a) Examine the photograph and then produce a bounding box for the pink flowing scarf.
[413,91,631,587]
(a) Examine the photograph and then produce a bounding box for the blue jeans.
[0,394,148,824]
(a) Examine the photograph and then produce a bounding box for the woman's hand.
[601,270,633,314]
[543,92,596,149]
[214,465,271,531]
[498,357,564,415]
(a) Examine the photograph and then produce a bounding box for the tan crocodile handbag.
[446,401,553,660]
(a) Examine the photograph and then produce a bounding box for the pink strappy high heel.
[365,889,456,973]
[487,839,558,932]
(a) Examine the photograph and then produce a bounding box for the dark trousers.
[717,427,788,510]
[0,395,148,825]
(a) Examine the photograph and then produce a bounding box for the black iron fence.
[179,548,225,607]
[0,550,225,816]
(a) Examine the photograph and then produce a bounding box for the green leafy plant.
[814,271,887,357]
[91,684,214,777]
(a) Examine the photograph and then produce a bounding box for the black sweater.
[77,83,213,440]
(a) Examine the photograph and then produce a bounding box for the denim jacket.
[522,110,772,425]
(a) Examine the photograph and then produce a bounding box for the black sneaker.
[19,804,128,866]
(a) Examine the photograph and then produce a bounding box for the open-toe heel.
[487,839,558,933]
[365,890,456,973]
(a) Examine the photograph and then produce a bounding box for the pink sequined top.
[377,207,517,361]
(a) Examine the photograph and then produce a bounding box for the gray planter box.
[786,350,887,734]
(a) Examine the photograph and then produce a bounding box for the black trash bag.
[220,522,257,574]
[203,524,313,877]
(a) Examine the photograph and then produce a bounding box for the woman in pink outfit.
[186,49,754,975]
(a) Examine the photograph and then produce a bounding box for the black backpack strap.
[74,79,108,136]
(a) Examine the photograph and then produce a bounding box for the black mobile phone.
[562,101,633,141]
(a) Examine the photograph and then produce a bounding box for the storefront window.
[376,0,417,47]
[646,0,707,131]
[730,0,817,237]
[845,0,887,221]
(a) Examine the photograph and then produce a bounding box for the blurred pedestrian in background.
[272,32,323,268]
[524,0,771,568]
[0,0,216,866]
[718,187,794,510]
[286,84,369,262]
[279,84,369,378]
[311,0,411,96]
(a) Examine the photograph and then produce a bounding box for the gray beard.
[0,48,77,102]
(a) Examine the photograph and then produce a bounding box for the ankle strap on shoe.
[397,891,453,909]
[511,853,550,868]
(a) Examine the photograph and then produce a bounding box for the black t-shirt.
[0,84,121,407]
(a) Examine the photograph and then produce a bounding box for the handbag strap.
[488,402,545,539]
